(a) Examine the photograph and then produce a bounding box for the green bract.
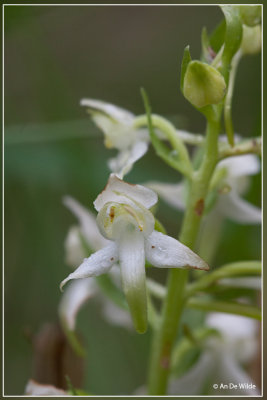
[183,61,226,109]
[238,5,261,27]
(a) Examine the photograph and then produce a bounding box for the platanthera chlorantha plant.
[58,5,261,396]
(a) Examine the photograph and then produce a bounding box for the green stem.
[147,114,221,395]
[224,50,242,146]
[186,298,261,320]
[195,212,224,265]
[185,261,261,298]
[134,113,192,175]
[219,136,262,159]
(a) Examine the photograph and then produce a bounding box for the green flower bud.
[241,24,261,55]
[238,5,261,27]
[183,61,226,109]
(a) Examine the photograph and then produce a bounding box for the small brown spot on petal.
[110,257,114,261]
[151,245,155,249]
[109,207,115,221]
[194,198,204,216]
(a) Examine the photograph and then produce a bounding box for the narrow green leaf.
[185,261,261,298]
[180,45,192,93]
[209,19,226,53]
[186,298,261,320]
[220,6,242,81]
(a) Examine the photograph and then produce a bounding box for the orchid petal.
[145,181,185,210]
[60,243,118,290]
[207,313,258,342]
[94,174,158,212]
[217,191,261,224]
[109,141,149,179]
[64,226,87,267]
[218,154,260,178]
[145,231,209,271]
[101,298,133,330]
[118,228,147,333]
[63,196,108,250]
[80,98,134,124]
[59,279,97,331]
[25,380,67,395]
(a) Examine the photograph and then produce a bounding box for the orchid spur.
[60,174,209,334]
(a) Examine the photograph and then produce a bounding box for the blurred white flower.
[61,174,209,333]
[81,99,149,178]
[25,380,67,396]
[147,154,261,224]
[169,313,259,395]
[59,196,132,332]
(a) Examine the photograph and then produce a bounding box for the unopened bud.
[241,24,261,55]
[183,61,226,109]
[238,5,261,27]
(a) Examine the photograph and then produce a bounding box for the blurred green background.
[4,5,261,395]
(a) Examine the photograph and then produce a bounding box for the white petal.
[59,278,97,331]
[145,231,209,271]
[80,98,134,124]
[63,196,108,250]
[60,243,118,290]
[145,181,185,210]
[218,154,260,179]
[217,191,261,224]
[206,313,257,343]
[25,380,67,395]
[108,141,149,178]
[219,276,261,290]
[94,174,158,211]
[168,352,215,395]
[118,228,147,333]
[206,314,259,364]
[101,298,133,330]
[64,226,87,267]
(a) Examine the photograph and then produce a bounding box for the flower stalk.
[148,112,221,395]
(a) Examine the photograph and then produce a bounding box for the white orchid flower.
[60,174,209,333]
[25,380,67,396]
[147,154,261,224]
[81,99,149,178]
[169,313,259,395]
[59,196,132,332]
